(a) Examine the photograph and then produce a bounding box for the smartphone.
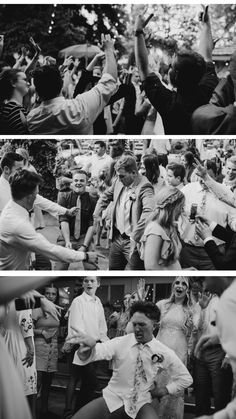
[15,296,41,311]
[189,204,198,222]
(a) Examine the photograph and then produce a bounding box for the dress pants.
[109,231,144,270]
[180,243,225,270]
[194,345,233,416]
[72,397,158,419]
[54,235,96,270]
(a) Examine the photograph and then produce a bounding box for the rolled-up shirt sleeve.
[12,222,84,263]
[34,194,67,218]
[164,350,193,395]
[75,73,117,125]
[75,340,116,365]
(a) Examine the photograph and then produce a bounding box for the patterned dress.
[33,308,59,372]
[3,303,37,395]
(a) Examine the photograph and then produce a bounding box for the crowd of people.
[0,6,236,134]
[0,275,236,419]
[0,139,236,271]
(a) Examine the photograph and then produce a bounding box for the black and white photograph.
[0,3,235,134]
[0,274,235,419]
[1,138,236,271]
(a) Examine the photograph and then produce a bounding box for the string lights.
[48,4,57,34]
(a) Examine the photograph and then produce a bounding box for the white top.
[0,174,67,217]
[27,73,117,134]
[68,292,108,361]
[75,333,192,418]
[150,138,171,155]
[85,153,113,178]
[196,295,219,342]
[214,279,236,419]
[179,181,236,246]
[0,200,85,270]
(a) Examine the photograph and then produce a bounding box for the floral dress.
[3,303,37,395]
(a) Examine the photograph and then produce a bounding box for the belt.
[114,226,130,240]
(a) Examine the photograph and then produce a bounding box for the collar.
[9,200,30,218]
[130,333,155,348]
[0,174,10,185]
[82,291,98,302]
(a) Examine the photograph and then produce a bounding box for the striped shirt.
[0,101,28,134]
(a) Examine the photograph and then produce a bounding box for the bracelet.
[82,244,88,251]
[134,29,144,37]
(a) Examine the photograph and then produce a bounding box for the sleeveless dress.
[140,221,182,270]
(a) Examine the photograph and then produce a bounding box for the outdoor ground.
[41,213,109,271]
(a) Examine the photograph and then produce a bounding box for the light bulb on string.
[51,20,54,25]
[51,12,55,17]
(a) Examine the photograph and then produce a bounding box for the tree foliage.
[0,139,58,201]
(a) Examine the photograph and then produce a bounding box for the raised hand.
[136,278,150,301]
[101,34,115,51]
[199,5,209,24]
[198,291,212,309]
[195,218,212,241]
[193,158,208,180]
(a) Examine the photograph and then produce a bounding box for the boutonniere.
[129,192,136,202]
[151,353,164,364]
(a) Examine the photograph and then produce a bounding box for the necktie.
[127,345,147,416]
[74,195,81,240]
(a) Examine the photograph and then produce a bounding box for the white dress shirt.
[85,153,113,178]
[179,182,236,246]
[115,184,135,236]
[68,292,108,357]
[27,73,117,134]
[0,174,68,218]
[149,138,171,155]
[0,200,85,270]
[75,333,192,418]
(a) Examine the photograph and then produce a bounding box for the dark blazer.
[204,224,236,270]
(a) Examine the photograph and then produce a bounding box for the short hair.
[170,50,206,90]
[72,170,88,178]
[130,301,160,323]
[1,152,24,171]
[0,68,22,102]
[10,169,43,200]
[83,276,101,284]
[32,65,63,100]
[205,159,217,177]
[115,155,138,173]
[167,162,186,181]
[94,141,106,149]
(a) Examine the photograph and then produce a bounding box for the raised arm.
[86,51,105,72]
[102,34,117,80]
[134,14,150,81]
[198,5,214,62]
